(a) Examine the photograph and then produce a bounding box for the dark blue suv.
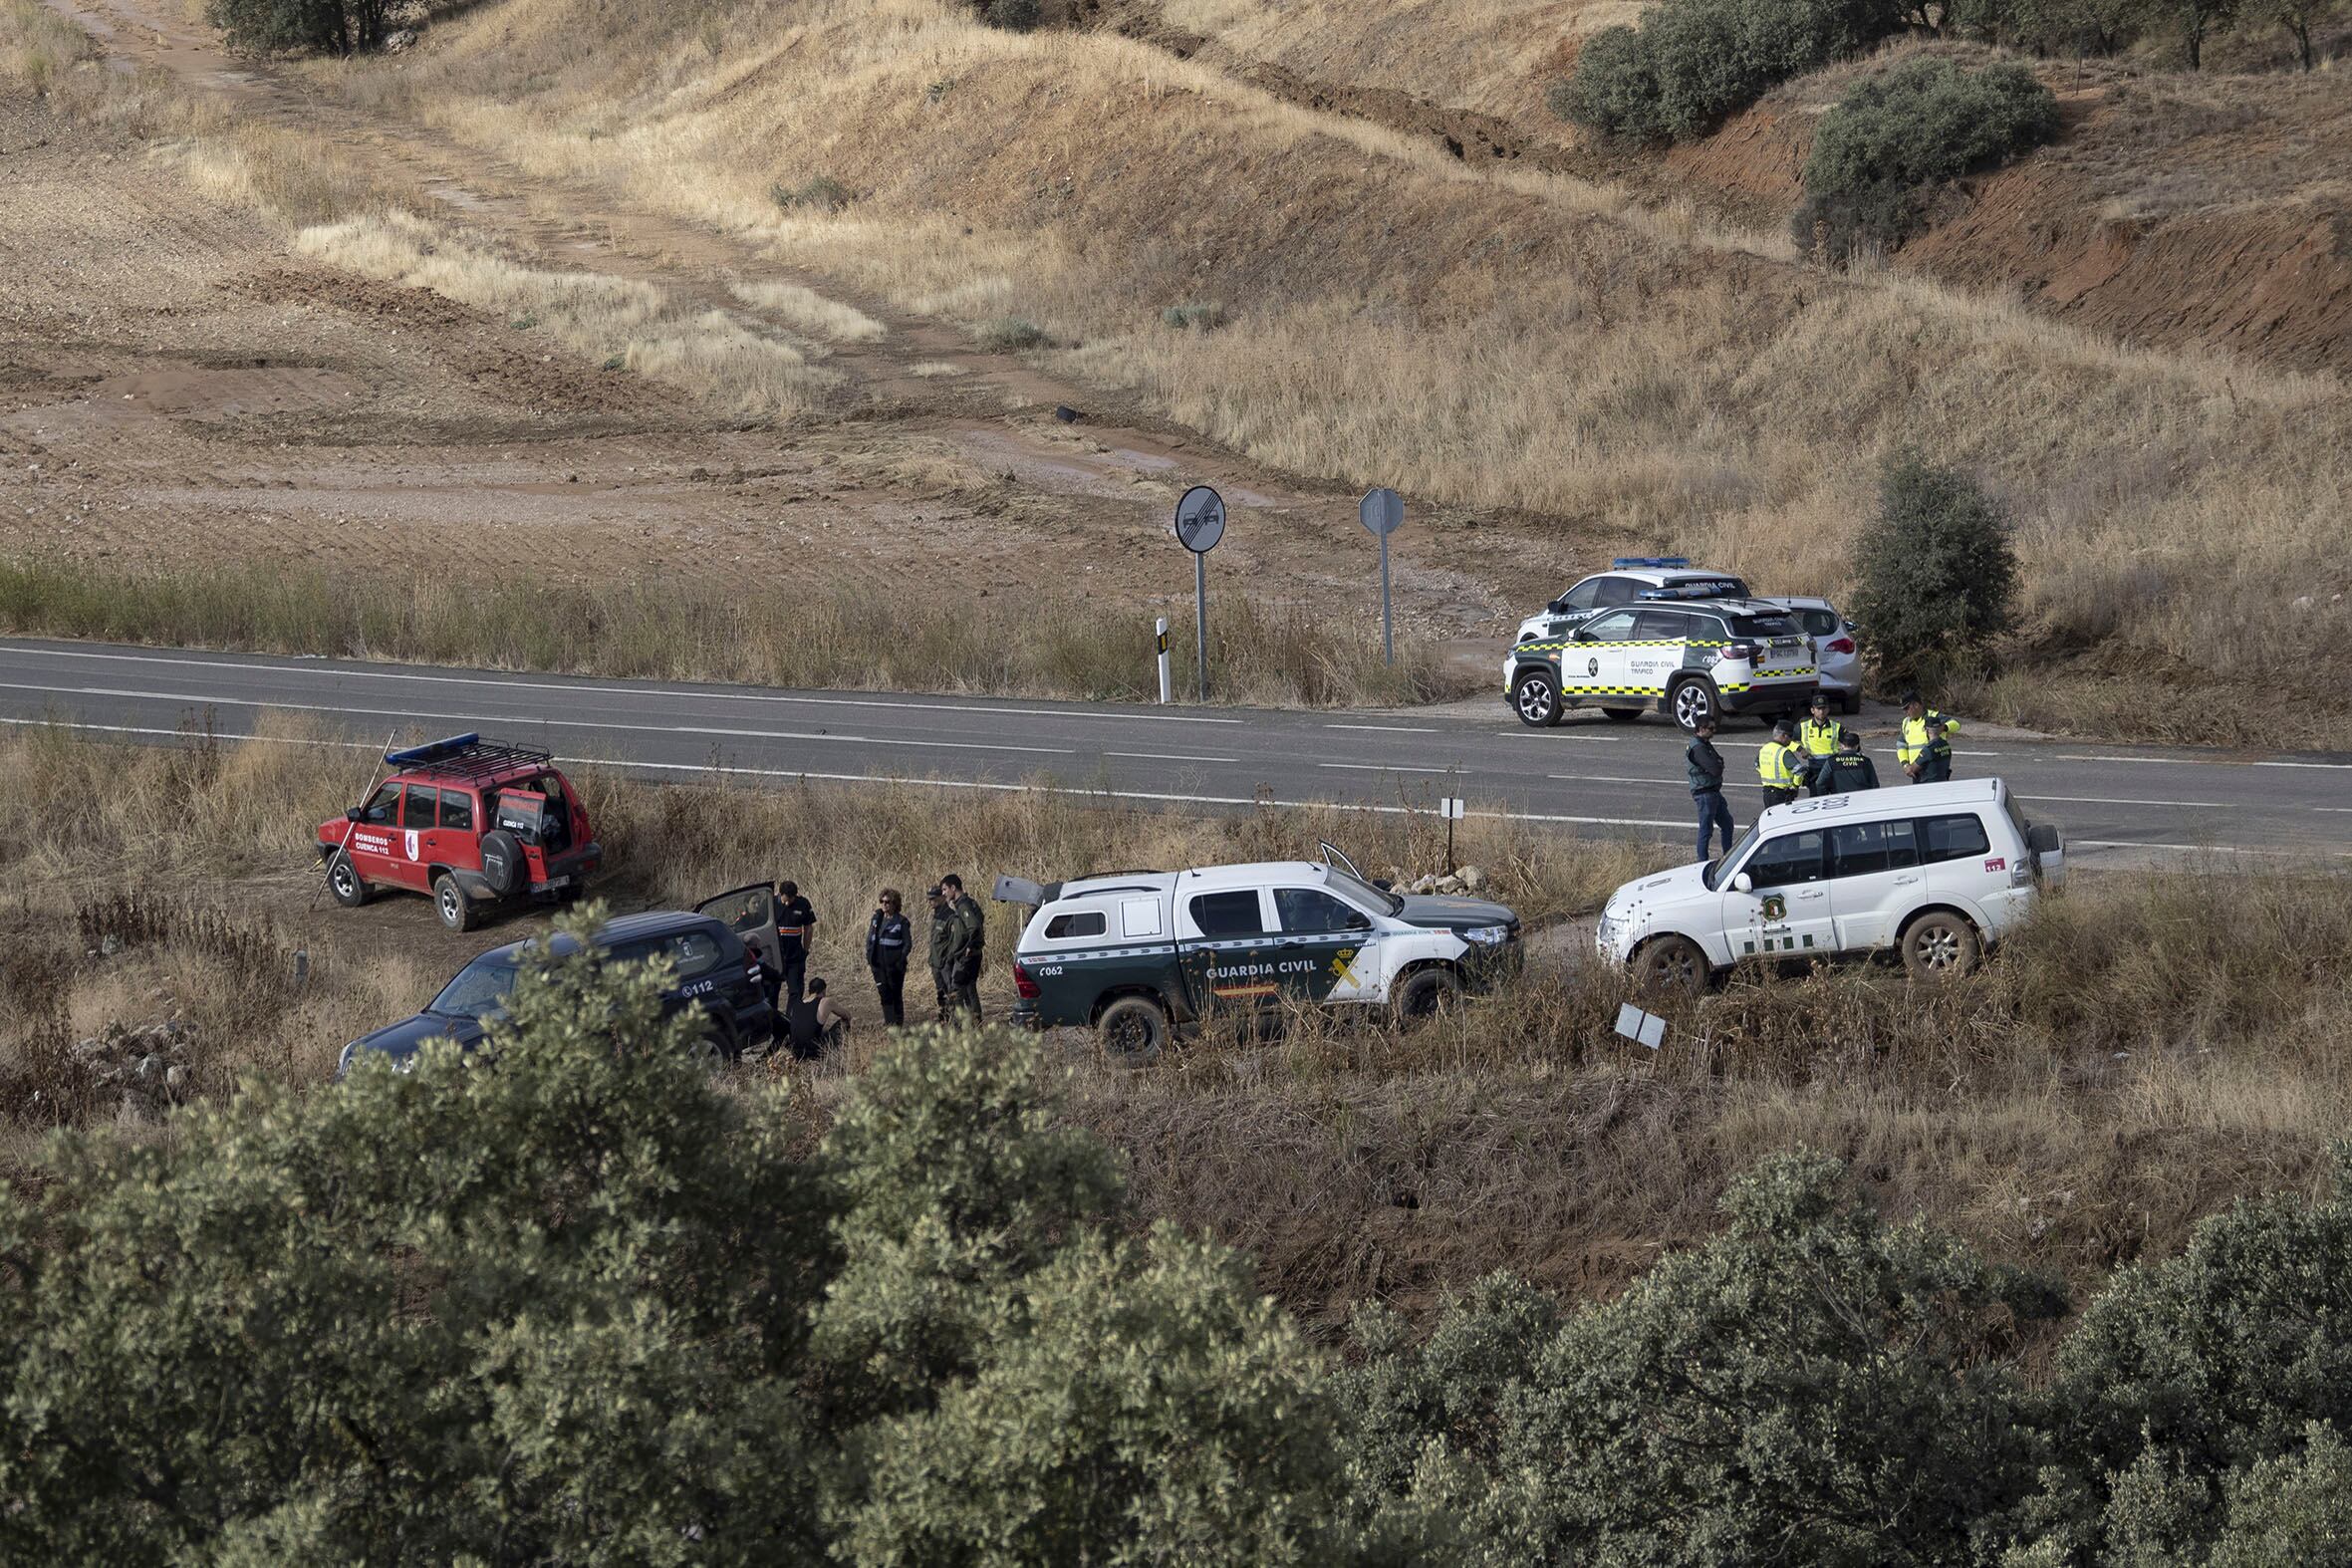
[337,911,777,1077]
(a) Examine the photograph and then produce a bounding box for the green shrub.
[204,0,390,54]
[0,925,1359,1563]
[1851,451,2020,687]
[986,0,1040,31]
[1554,0,1906,143]
[1794,58,2060,259]
[1163,302,1225,332]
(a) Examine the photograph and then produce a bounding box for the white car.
[1596,779,2064,989]
[1512,558,1752,647]
[1769,597,1861,713]
[1507,598,1819,730]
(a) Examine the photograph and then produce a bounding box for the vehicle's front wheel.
[1393,966,1464,1027]
[433,874,479,932]
[1901,912,1979,980]
[685,1023,736,1072]
[1669,678,1717,732]
[1635,934,1708,996]
[327,851,370,908]
[1098,995,1170,1067]
[1839,691,1861,715]
[1512,668,1563,728]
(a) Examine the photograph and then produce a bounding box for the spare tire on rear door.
[478,828,525,899]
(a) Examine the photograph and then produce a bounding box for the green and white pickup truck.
[1001,846,1522,1062]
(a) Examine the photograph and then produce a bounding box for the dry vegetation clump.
[346,0,2352,739]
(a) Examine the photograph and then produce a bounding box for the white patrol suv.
[1001,846,1521,1063]
[1507,597,1818,730]
[1596,779,2064,990]
[1512,557,1752,647]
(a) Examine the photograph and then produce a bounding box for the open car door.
[695,883,784,974]
[1318,841,1369,883]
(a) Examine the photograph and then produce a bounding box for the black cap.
[1809,691,1829,708]
[1900,689,1923,706]
[1772,720,1795,738]
[924,884,944,899]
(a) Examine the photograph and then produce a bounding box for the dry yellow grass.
[293,210,831,417]
[730,279,886,342]
[332,0,2352,736]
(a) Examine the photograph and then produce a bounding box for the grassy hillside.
[325,0,2352,738]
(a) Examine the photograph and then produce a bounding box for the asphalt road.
[3,639,2348,868]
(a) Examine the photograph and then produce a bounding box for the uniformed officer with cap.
[1816,728,1881,793]
[1757,720,1804,808]
[1900,691,1959,784]
[1796,692,1843,795]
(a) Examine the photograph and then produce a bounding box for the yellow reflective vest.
[1757,741,1801,788]
[1898,711,1960,765]
[1797,717,1842,758]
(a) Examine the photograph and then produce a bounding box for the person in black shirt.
[773,880,816,1010]
[784,977,851,1060]
[865,887,913,1027]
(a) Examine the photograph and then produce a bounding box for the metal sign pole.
[1380,532,1394,667]
[1174,484,1226,706]
[1193,552,1209,701]
[1359,487,1405,670]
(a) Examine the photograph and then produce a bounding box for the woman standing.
[864,888,913,1027]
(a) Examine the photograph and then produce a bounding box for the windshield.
[426,953,525,1020]
[1728,613,1802,639]
[1702,824,1761,890]
[1327,866,1405,916]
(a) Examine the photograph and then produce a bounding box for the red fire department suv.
[316,734,602,931]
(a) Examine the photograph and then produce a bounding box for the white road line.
[2053,754,2199,765]
[2072,840,2349,858]
[1493,732,1621,742]
[2256,760,2352,771]
[1325,723,1437,733]
[0,681,1079,756]
[1548,773,1697,786]
[1319,762,1460,774]
[2022,794,2234,809]
[1104,750,1240,763]
[0,643,1247,724]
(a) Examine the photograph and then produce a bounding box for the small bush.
[1794,58,2060,260]
[1554,0,1906,143]
[769,174,855,213]
[985,0,1040,31]
[1852,452,2020,687]
[1162,303,1224,333]
[976,316,1048,352]
[203,0,391,55]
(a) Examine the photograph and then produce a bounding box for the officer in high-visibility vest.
[1757,720,1804,808]
[1796,692,1844,795]
[1898,691,1960,784]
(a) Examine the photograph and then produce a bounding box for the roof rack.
[383,732,555,785]
[1612,556,1692,570]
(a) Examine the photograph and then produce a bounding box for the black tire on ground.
[1098,994,1170,1067]
[685,1022,736,1071]
[478,828,525,899]
[1840,691,1862,715]
[1512,668,1563,729]
[1393,966,1465,1026]
[1635,934,1708,996]
[327,851,370,908]
[1901,912,1980,981]
[433,873,478,932]
[1601,706,1645,723]
[1669,678,1717,732]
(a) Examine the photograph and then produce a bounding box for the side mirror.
[1548,597,1570,615]
[1733,873,1753,894]
[345,807,363,822]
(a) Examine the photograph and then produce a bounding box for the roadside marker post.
[1359,486,1406,667]
[1439,793,1465,870]
[1175,485,1226,702]
[1155,617,1172,705]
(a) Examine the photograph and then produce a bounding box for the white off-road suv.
[1597,779,2064,989]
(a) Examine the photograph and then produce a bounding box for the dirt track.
[1,0,1590,653]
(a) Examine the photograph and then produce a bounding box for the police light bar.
[1638,584,1731,601]
[1612,556,1691,569]
[385,732,480,766]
